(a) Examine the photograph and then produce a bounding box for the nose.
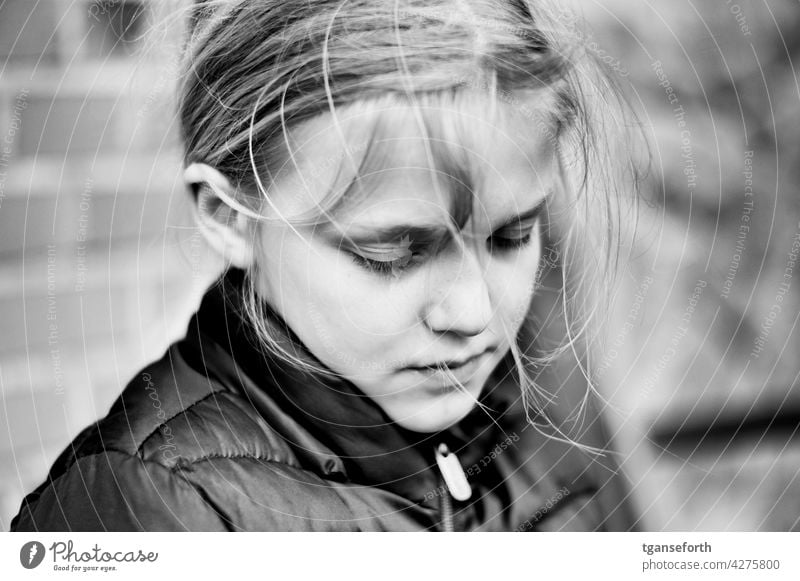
[422,244,492,337]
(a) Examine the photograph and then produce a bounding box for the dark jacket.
[11,268,639,531]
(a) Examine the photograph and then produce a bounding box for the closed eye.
[488,216,540,253]
[346,244,419,278]
[489,232,533,251]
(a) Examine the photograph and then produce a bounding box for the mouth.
[404,347,495,387]
[407,346,495,371]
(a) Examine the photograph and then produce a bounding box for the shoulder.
[55,341,301,474]
[10,342,358,531]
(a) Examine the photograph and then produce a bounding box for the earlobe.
[184,162,256,269]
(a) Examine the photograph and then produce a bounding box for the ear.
[184,162,255,269]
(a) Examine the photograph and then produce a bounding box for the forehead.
[265,92,558,228]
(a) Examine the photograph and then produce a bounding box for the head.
[179,0,635,434]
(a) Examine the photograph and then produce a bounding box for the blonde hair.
[177,0,643,450]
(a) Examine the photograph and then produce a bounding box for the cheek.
[256,229,414,345]
[489,238,542,330]
[311,256,414,338]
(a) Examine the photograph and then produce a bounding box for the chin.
[387,390,479,433]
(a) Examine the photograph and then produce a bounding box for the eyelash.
[348,252,406,276]
[349,222,538,277]
[488,232,533,251]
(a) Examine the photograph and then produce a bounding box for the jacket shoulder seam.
[95,448,233,530]
[137,388,224,454]
[169,452,299,471]
[169,453,359,526]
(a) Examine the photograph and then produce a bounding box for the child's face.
[255,99,556,432]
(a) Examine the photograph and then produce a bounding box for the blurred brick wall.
[0,0,222,529]
[583,0,800,530]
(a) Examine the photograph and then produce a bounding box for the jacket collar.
[184,268,524,506]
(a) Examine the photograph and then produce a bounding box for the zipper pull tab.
[434,443,472,501]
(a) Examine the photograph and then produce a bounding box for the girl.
[12,0,640,531]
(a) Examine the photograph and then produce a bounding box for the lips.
[411,350,487,371]
[405,347,495,386]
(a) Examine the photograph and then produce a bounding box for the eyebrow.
[329,193,550,247]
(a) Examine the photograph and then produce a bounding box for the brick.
[0,195,56,254]
[0,157,182,254]
[19,95,118,156]
[0,283,133,352]
[0,350,54,396]
[0,389,70,452]
[0,0,58,64]
[86,189,174,243]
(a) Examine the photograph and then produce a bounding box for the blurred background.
[0,0,798,530]
[0,0,223,529]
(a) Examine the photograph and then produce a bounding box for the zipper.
[438,477,454,532]
[434,442,471,532]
